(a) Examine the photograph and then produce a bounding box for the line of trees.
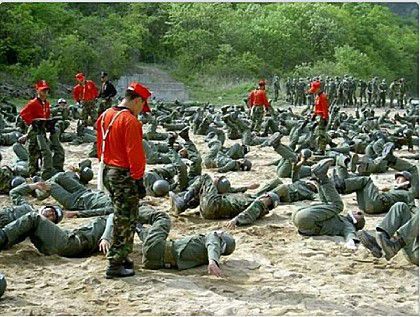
[0,3,418,93]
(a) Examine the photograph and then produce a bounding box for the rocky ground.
[0,106,418,315]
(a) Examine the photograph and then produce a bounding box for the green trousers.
[104,167,140,264]
[250,106,264,132]
[2,212,106,257]
[377,202,419,265]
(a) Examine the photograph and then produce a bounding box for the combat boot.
[169,191,188,214]
[357,230,383,258]
[123,257,134,270]
[381,142,397,164]
[311,158,334,183]
[350,153,359,173]
[266,132,283,148]
[105,262,135,279]
[179,127,190,141]
[376,231,406,261]
[332,168,345,194]
[167,132,178,148]
[335,154,350,169]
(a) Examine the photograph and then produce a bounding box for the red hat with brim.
[127,81,152,113]
[308,81,321,93]
[35,80,49,91]
[75,73,85,81]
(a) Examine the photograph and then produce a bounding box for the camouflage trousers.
[315,117,328,153]
[81,100,97,127]
[250,106,264,132]
[27,130,54,179]
[104,167,140,263]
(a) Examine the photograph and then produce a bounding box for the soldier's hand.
[208,260,223,278]
[65,211,79,219]
[247,183,260,190]
[225,219,237,230]
[99,239,110,255]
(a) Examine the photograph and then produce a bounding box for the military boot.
[332,168,345,194]
[266,132,283,148]
[357,230,383,258]
[335,154,350,169]
[169,191,188,214]
[376,231,406,261]
[123,257,134,270]
[105,262,135,279]
[311,158,334,183]
[167,132,178,148]
[350,153,359,173]
[381,142,397,164]
[179,127,190,141]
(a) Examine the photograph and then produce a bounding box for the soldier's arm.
[77,206,114,218]
[205,232,223,265]
[231,200,267,226]
[100,214,114,242]
[9,183,33,206]
[229,186,249,193]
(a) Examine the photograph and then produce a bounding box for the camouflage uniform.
[81,100,97,127]
[0,184,35,228]
[135,206,227,270]
[103,167,140,264]
[0,211,107,257]
[341,176,414,214]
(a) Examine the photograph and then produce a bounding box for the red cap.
[258,80,266,86]
[35,80,49,91]
[127,82,152,113]
[75,73,85,81]
[308,81,321,93]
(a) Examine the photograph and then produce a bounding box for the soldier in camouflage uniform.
[134,206,235,276]
[0,210,110,258]
[273,75,280,102]
[378,79,388,108]
[294,78,306,107]
[358,79,367,105]
[169,173,257,219]
[388,79,398,108]
[0,182,61,228]
[292,159,365,250]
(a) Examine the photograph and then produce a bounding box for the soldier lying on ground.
[357,202,418,266]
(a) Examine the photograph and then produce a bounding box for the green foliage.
[0,2,418,93]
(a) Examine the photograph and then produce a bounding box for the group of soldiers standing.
[0,71,418,299]
[279,75,409,108]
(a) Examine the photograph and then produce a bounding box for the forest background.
[0,2,418,102]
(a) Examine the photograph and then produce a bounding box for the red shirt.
[252,89,270,108]
[19,97,51,125]
[73,80,99,102]
[96,107,146,180]
[314,92,329,120]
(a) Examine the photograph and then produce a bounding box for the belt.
[163,240,177,269]
[104,164,130,171]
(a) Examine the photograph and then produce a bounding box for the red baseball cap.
[127,81,152,113]
[35,80,49,91]
[75,73,85,81]
[308,81,321,93]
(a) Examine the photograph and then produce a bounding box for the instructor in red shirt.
[73,72,99,127]
[249,80,270,132]
[19,80,54,179]
[97,81,150,278]
[308,80,329,155]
